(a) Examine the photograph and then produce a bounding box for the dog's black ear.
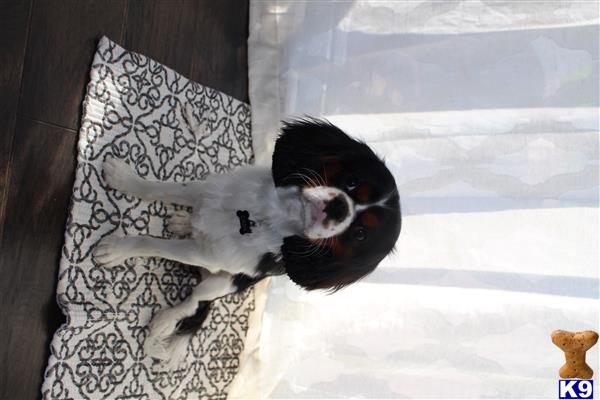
[281,236,377,292]
[272,118,372,187]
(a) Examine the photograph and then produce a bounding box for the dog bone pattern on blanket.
[41,36,255,400]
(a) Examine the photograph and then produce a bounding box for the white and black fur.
[93,112,402,366]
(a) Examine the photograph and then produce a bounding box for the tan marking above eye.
[343,246,354,258]
[332,241,354,258]
[361,212,379,228]
[356,185,372,203]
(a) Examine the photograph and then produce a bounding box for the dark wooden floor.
[0,1,248,398]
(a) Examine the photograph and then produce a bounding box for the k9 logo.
[559,380,594,399]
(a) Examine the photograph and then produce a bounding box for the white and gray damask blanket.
[41,36,256,399]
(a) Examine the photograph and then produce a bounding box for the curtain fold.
[234,1,599,398]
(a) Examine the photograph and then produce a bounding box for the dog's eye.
[346,175,358,191]
[353,226,367,241]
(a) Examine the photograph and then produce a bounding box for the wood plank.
[0,0,33,244]
[19,0,127,130]
[0,1,250,396]
[191,0,249,102]
[123,0,199,79]
[0,118,77,400]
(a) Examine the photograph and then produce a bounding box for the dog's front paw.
[167,210,192,236]
[93,235,134,267]
[103,157,144,194]
[144,333,171,362]
[145,308,191,367]
[146,308,179,345]
[145,333,191,370]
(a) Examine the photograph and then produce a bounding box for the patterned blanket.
[42,36,256,400]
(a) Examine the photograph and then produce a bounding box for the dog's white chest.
[193,207,269,242]
[187,166,290,273]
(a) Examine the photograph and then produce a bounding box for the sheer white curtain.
[230,1,599,398]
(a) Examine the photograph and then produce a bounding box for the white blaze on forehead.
[355,191,396,212]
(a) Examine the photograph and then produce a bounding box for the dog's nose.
[324,194,349,222]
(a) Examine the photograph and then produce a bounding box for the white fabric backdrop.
[232,1,600,398]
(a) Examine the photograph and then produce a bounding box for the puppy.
[93,117,402,365]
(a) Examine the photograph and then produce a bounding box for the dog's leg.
[144,271,236,365]
[102,158,201,206]
[93,235,221,272]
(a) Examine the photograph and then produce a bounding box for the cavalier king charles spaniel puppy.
[94,116,401,365]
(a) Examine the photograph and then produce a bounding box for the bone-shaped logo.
[236,210,256,235]
[552,329,598,379]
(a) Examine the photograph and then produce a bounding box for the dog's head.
[272,118,401,291]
